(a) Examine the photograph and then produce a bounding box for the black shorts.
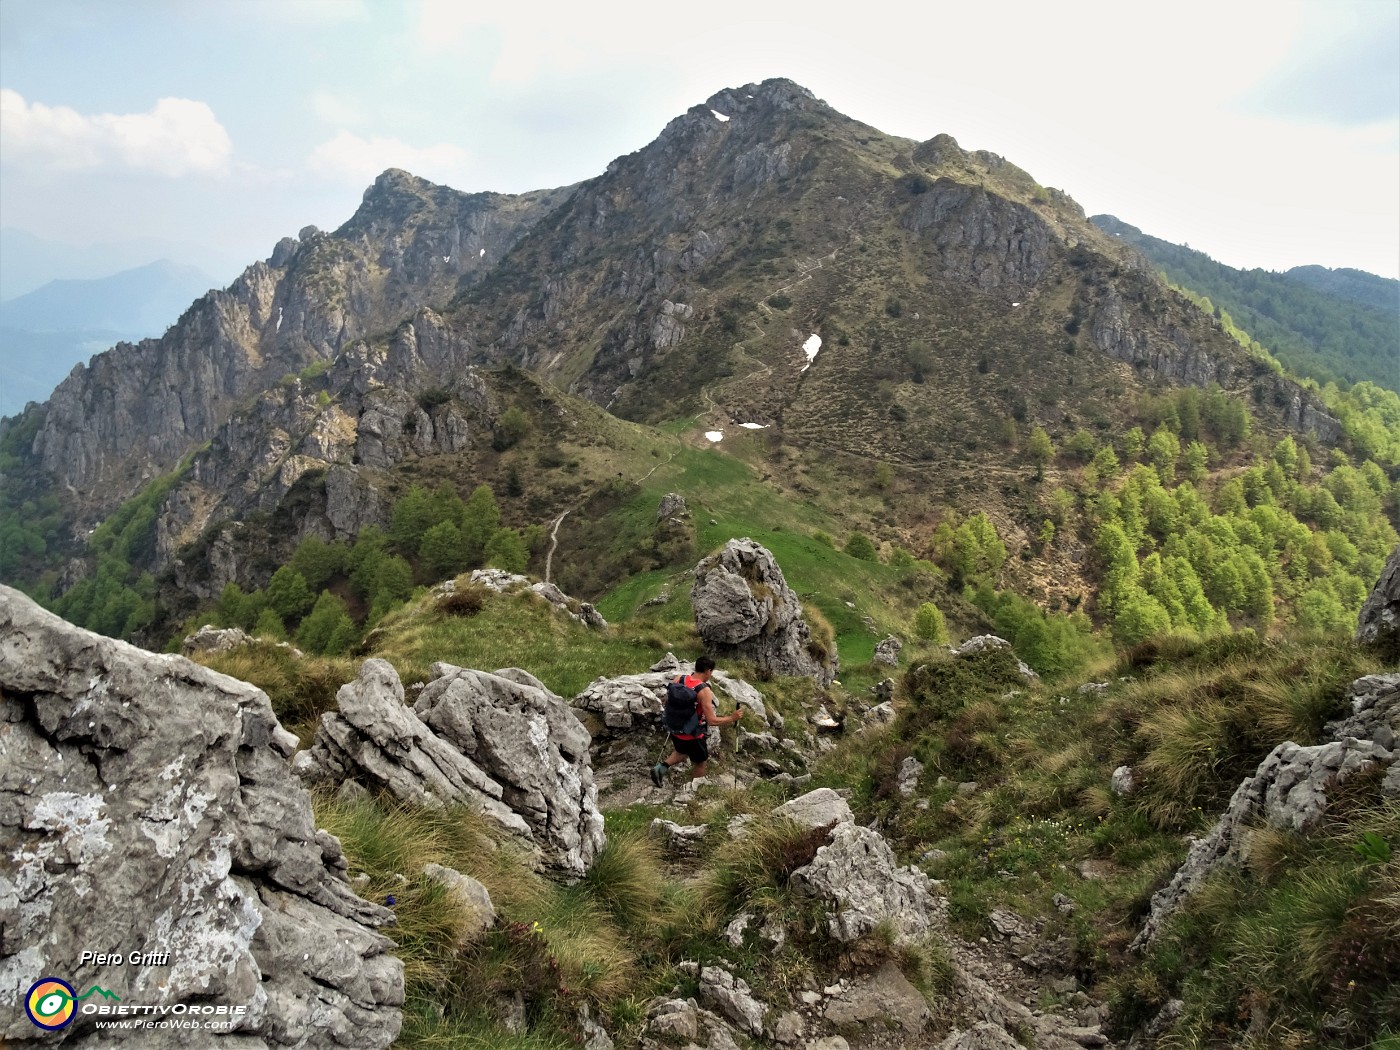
[670,734,709,763]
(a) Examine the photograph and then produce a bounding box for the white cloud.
[0,90,233,176]
[311,89,364,127]
[307,130,471,186]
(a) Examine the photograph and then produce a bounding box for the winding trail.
[544,509,570,584]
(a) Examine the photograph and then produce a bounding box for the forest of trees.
[1091,215,1398,393]
[207,482,536,654]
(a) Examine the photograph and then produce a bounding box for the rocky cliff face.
[153,308,496,594]
[0,586,403,1047]
[13,171,565,522]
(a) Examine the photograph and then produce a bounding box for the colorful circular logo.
[25,978,77,1030]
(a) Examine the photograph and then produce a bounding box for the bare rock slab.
[0,585,403,1048]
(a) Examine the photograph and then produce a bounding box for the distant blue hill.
[0,259,215,333]
[0,260,217,418]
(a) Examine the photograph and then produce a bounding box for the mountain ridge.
[1,77,1377,644]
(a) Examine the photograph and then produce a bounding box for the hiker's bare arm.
[700,687,742,726]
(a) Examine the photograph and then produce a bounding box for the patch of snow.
[275,307,283,332]
[443,254,451,263]
[479,248,486,257]
[1011,302,1021,307]
[800,333,822,371]
[705,431,724,442]
[711,110,730,122]
[738,423,768,430]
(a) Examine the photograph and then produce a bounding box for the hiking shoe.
[650,762,666,787]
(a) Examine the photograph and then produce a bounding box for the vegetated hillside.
[1092,215,1399,393]
[1285,264,1400,312]
[181,549,1399,1050]
[5,78,1395,661]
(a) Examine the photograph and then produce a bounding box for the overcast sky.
[1,0,1397,293]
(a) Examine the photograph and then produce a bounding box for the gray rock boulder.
[656,492,689,522]
[1133,672,1399,948]
[181,623,255,654]
[873,635,903,666]
[413,664,605,877]
[571,659,768,736]
[935,1023,1024,1050]
[0,586,403,1048]
[774,787,854,828]
[898,756,924,797]
[1357,545,1400,645]
[422,863,495,946]
[953,635,1039,682]
[295,659,530,836]
[649,819,709,854]
[791,822,935,943]
[824,960,929,1035]
[296,659,605,877]
[692,539,837,685]
[698,965,769,1036]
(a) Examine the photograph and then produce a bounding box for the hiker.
[651,655,743,784]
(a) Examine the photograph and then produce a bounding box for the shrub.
[766,293,792,310]
[844,532,877,561]
[492,406,531,451]
[437,583,488,618]
[913,602,948,644]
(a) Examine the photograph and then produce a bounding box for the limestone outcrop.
[790,822,935,944]
[1132,672,1399,948]
[0,586,403,1047]
[691,539,837,685]
[571,653,769,736]
[295,659,605,877]
[1356,544,1400,646]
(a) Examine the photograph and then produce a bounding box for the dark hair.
[695,655,716,674]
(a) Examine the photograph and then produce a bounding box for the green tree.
[297,591,358,655]
[1027,427,1055,472]
[492,406,531,451]
[874,462,894,490]
[266,567,313,621]
[368,556,415,620]
[1064,428,1096,462]
[253,606,287,639]
[485,528,529,573]
[913,602,948,644]
[1038,519,1056,552]
[1090,445,1120,482]
[1121,426,1146,459]
[389,486,433,555]
[419,520,466,581]
[844,532,878,561]
[948,512,1007,586]
[1182,440,1210,483]
[461,485,501,564]
[1112,587,1173,645]
[1147,425,1180,482]
[289,537,348,592]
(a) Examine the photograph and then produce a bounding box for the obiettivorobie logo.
[24,978,120,1031]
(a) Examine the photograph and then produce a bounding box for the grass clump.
[193,640,356,738]
[315,793,660,1047]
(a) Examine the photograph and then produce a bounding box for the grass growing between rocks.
[813,627,1395,1047]
[193,640,359,742]
[366,585,700,697]
[314,794,676,1049]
